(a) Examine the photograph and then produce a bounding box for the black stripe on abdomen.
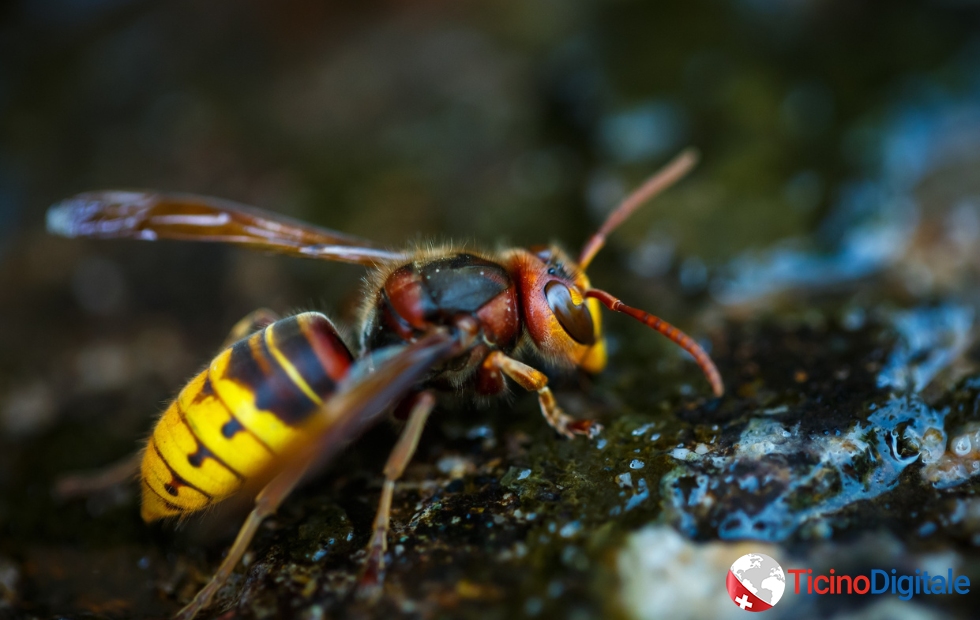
[173,400,245,479]
[150,439,213,501]
[225,327,320,425]
[271,316,339,393]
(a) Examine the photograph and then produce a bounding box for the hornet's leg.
[357,391,436,601]
[54,451,142,499]
[482,351,601,439]
[222,308,280,348]
[53,309,282,500]
[176,330,457,619]
[175,456,312,620]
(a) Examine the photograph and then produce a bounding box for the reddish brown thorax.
[360,246,609,394]
[361,253,521,386]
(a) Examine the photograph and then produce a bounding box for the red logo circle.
[727,553,785,612]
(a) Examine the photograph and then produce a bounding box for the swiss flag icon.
[727,571,773,612]
[726,553,785,612]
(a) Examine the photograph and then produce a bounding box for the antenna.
[585,288,723,396]
[578,148,699,270]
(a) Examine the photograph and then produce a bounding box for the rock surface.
[2,1,980,619]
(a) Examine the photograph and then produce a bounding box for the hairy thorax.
[360,252,521,389]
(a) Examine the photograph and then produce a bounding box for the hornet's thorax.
[359,246,609,394]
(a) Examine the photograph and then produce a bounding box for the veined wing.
[47,191,409,265]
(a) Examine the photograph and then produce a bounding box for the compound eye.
[544,282,596,345]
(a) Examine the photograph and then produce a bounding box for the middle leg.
[357,391,436,600]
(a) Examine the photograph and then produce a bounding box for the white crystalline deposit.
[617,525,779,620]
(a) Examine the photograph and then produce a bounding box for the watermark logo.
[787,568,971,599]
[726,554,972,608]
[727,553,786,612]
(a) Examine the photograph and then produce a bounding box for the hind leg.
[221,308,280,347]
[175,453,312,620]
[54,451,142,499]
[54,309,281,500]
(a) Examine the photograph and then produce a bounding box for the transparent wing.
[47,191,409,265]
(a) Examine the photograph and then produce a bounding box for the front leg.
[482,352,601,439]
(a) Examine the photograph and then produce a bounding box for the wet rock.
[876,305,974,393]
[617,525,779,620]
[4,1,980,619]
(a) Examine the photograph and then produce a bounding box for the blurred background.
[2,0,980,618]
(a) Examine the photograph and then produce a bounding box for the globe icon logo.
[726,553,786,612]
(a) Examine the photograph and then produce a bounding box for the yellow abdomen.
[140,312,353,521]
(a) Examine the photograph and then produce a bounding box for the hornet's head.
[507,149,724,397]
[508,244,607,373]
